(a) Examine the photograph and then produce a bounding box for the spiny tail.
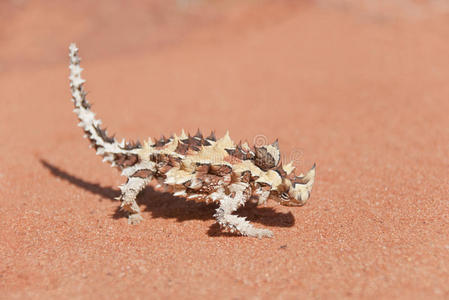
[68,43,141,170]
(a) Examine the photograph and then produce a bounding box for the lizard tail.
[68,43,141,170]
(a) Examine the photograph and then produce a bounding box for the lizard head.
[277,164,316,206]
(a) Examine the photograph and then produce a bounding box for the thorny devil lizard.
[68,43,316,238]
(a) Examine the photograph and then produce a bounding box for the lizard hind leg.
[117,175,152,224]
[212,183,273,238]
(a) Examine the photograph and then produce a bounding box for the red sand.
[1,1,449,298]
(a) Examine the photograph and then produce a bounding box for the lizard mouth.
[280,198,307,207]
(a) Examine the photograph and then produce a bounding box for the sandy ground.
[1,1,449,299]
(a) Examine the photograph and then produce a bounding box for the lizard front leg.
[212,182,273,238]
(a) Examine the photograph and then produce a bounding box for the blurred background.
[2,0,449,71]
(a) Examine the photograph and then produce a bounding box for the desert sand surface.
[1,1,449,299]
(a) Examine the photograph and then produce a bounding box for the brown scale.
[182,180,193,188]
[194,174,223,194]
[161,155,181,174]
[225,148,241,159]
[193,162,231,178]
[239,142,255,159]
[194,129,203,140]
[254,146,277,171]
[168,155,182,168]
[230,171,260,192]
[223,155,242,165]
[150,153,170,165]
[175,141,189,155]
[181,134,202,150]
[209,164,232,176]
[183,169,233,199]
[184,161,233,195]
[150,153,183,179]
[131,169,153,178]
[181,130,214,150]
[195,130,212,146]
[157,165,172,175]
[114,153,139,168]
[150,153,171,177]
[121,140,142,150]
[154,136,170,148]
[150,153,181,167]
[194,162,210,174]
[225,142,254,161]
[206,131,217,142]
[240,170,252,183]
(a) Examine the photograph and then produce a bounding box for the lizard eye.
[280,192,289,200]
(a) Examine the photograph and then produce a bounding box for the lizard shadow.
[40,159,295,236]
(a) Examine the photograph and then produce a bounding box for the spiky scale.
[194,129,203,140]
[206,131,216,142]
